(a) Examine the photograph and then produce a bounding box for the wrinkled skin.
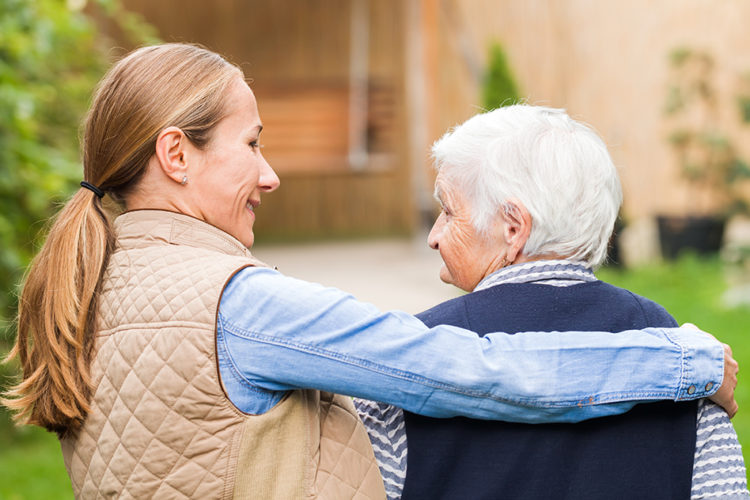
[428,173,508,292]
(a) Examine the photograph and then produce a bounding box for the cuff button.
[687,385,696,395]
[705,382,714,392]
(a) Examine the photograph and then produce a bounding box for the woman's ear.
[501,198,532,263]
[154,126,189,184]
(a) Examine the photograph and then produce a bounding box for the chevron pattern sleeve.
[354,399,408,500]
[691,399,749,499]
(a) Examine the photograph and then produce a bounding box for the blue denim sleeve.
[217,267,724,423]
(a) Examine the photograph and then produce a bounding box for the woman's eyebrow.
[433,185,443,202]
[433,185,448,207]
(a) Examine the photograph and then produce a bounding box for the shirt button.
[705,382,714,392]
[687,385,696,395]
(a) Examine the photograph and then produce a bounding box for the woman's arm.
[218,267,724,423]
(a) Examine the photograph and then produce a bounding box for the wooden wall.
[98,0,750,235]
[115,0,414,240]
[428,0,750,220]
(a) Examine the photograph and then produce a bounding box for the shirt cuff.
[666,328,725,400]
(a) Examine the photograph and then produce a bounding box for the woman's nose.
[259,157,280,192]
[427,214,444,250]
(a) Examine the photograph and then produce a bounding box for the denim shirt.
[216,266,723,422]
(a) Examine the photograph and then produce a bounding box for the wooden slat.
[253,169,414,240]
[255,84,350,171]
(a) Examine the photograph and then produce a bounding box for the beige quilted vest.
[60,210,386,500]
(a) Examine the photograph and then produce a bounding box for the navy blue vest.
[403,281,696,500]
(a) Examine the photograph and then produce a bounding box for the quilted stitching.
[61,211,385,499]
[62,212,253,499]
[314,393,386,499]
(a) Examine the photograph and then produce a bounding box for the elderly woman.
[2,45,735,499]
[358,106,748,500]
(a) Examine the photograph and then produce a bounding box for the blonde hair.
[3,43,242,435]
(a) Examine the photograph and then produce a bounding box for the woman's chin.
[438,267,454,286]
[242,231,255,248]
[228,225,254,248]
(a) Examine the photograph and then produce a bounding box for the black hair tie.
[80,181,104,199]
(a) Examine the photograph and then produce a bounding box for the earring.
[181,175,188,186]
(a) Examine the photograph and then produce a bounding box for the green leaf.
[0,0,158,345]
[481,42,521,110]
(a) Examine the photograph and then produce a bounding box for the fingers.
[709,386,738,418]
[683,332,740,418]
[719,399,738,418]
[724,342,734,359]
[709,343,740,418]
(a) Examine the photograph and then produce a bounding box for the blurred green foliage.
[0,0,157,456]
[0,0,157,346]
[481,42,521,110]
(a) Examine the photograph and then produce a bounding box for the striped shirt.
[354,260,749,499]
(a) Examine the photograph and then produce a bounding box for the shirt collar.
[474,259,596,292]
[114,209,266,265]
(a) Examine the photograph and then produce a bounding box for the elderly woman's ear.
[501,199,532,264]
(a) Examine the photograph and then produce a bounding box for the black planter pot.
[656,215,726,260]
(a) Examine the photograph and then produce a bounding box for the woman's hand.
[710,342,739,418]
[683,323,739,417]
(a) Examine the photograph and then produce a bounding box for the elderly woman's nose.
[428,235,437,249]
[259,158,280,192]
[428,217,443,249]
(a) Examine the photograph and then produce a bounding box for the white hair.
[431,105,622,267]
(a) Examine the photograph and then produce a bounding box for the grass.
[0,254,748,497]
[0,427,72,500]
[599,255,750,473]
[0,351,73,499]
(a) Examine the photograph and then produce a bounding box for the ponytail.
[2,43,240,436]
[3,187,114,435]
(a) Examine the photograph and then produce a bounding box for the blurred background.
[2,0,750,497]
